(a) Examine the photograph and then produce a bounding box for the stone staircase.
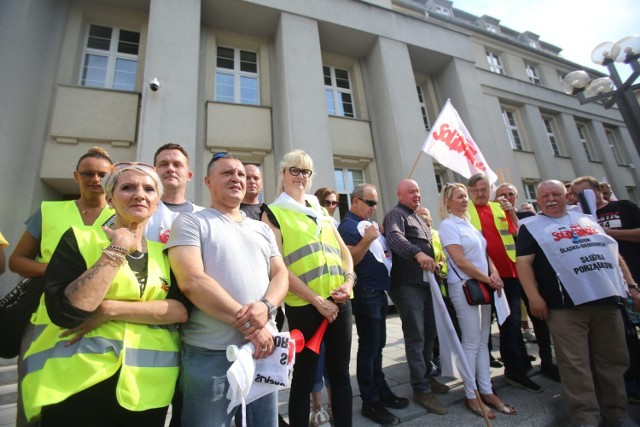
[0,357,17,426]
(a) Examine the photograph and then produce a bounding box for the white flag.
[422,99,498,185]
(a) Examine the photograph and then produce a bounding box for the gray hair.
[351,183,376,201]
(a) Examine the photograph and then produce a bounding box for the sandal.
[464,398,496,419]
[480,394,517,415]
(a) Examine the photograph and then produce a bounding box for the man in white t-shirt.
[166,153,288,426]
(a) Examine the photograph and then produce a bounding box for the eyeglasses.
[78,171,108,179]
[358,197,377,207]
[288,167,313,178]
[207,152,238,171]
[324,200,338,207]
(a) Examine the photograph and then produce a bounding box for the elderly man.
[517,180,635,427]
[383,179,449,416]
[467,173,542,392]
[146,143,203,243]
[338,184,408,424]
[167,153,288,426]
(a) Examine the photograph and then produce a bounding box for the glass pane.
[334,169,346,193]
[81,54,108,87]
[87,25,112,51]
[240,51,257,73]
[113,58,137,91]
[215,72,235,102]
[346,169,364,193]
[118,30,140,55]
[325,90,336,115]
[240,76,259,105]
[339,92,354,118]
[323,66,332,86]
[217,47,234,69]
[335,68,350,89]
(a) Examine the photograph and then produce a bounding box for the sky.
[454,0,639,80]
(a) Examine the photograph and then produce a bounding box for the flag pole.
[407,150,424,180]
[474,389,493,427]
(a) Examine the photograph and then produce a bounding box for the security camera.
[149,78,160,91]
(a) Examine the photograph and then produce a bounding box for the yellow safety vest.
[269,205,348,307]
[22,226,179,421]
[431,229,449,296]
[31,201,114,327]
[468,202,516,262]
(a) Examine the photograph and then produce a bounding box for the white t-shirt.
[165,208,281,350]
[439,214,488,283]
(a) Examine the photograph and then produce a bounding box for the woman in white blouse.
[438,183,515,418]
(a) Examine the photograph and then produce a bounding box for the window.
[434,5,452,17]
[435,173,445,193]
[81,24,140,91]
[215,46,259,105]
[576,123,599,162]
[543,117,563,156]
[486,23,500,34]
[627,187,640,205]
[486,51,504,75]
[416,85,431,130]
[525,63,541,85]
[522,181,540,211]
[606,128,627,165]
[334,168,364,218]
[501,108,524,150]
[324,66,354,118]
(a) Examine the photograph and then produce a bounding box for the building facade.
[1,0,638,290]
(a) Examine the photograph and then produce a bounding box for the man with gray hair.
[338,184,408,424]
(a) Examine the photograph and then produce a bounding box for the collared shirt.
[383,203,434,287]
[338,211,390,291]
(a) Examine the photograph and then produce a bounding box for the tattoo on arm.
[64,260,109,298]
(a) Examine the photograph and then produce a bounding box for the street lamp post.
[562,36,640,156]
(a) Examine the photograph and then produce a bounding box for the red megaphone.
[288,329,305,363]
[305,319,329,354]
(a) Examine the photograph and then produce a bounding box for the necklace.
[76,200,103,215]
[127,251,145,260]
[549,213,580,243]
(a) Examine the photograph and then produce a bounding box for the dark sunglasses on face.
[358,197,377,207]
[78,171,108,179]
[324,200,338,207]
[288,167,313,178]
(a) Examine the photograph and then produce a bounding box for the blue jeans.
[352,286,391,404]
[180,343,277,427]
[389,284,436,393]
[494,278,529,377]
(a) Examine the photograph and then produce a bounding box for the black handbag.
[450,265,492,306]
[0,277,45,358]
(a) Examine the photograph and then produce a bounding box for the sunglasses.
[324,200,338,207]
[78,171,108,179]
[288,167,313,178]
[207,152,239,171]
[358,197,377,207]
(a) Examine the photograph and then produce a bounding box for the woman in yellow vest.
[21,162,189,425]
[9,146,115,427]
[262,150,355,427]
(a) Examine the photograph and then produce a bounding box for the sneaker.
[428,377,450,394]
[505,373,543,393]
[490,356,503,368]
[413,391,448,415]
[361,401,399,426]
[381,391,409,409]
[541,363,561,382]
[309,408,331,427]
[523,328,537,342]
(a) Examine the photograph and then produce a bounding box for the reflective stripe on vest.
[22,226,179,421]
[468,202,516,262]
[269,205,347,306]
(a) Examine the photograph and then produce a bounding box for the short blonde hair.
[102,164,164,199]
[276,150,314,194]
[439,183,468,219]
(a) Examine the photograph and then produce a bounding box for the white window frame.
[525,62,541,85]
[606,128,627,166]
[576,123,599,162]
[486,51,504,75]
[334,167,364,217]
[543,116,564,156]
[522,181,540,211]
[486,23,500,34]
[434,5,452,17]
[416,85,431,130]
[215,46,259,105]
[80,24,140,91]
[324,66,355,118]
[501,108,524,150]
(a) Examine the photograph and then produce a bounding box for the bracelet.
[102,248,127,267]
[343,272,357,282]
[628,284,639,291]
[106,244,130,255]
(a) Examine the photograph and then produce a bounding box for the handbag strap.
[449,263,464,282]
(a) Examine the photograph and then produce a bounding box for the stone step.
[0,384,17,407]
[0,366,17,387]
[0,358,17,368]
[0,403,16,427]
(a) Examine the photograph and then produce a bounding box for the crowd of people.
[2,144,640,427]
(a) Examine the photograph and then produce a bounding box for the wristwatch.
[260,298,277,320]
